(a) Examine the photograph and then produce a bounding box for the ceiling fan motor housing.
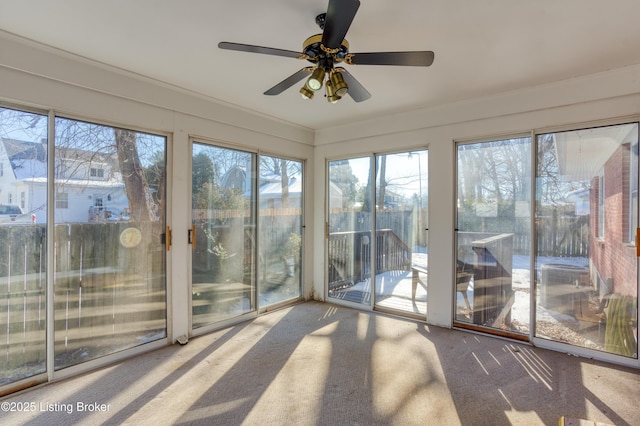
[303,34,349,66]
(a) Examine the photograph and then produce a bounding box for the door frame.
[325,149,429,320]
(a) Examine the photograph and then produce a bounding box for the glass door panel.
[327,157,373,305]
[53,118,167,370]
[191,143,256,328]
[257,155,303,308]
[455,137,532,337]
[535,123,638,358]
[0,106,48,385]
[374,150,428,316]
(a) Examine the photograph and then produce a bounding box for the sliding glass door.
[327,150,429,317]
[455,137,532,338]
[327,157,373,306]
[374,151,428,315]
[456,123,638,361]
[534,123,638,359]
[191,143,256,328]
[191,144,304,328]
[1,106,168,387]
[53,118,167,369]
[257,155,303,308]
[0,106,48,386]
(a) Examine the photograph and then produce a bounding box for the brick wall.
[590,143,637,297]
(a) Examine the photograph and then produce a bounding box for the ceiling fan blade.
[218,42,302,59]
[337,68,371,102]
[322,0,360,49]
[348,51,435,66]
[264,68,311,95]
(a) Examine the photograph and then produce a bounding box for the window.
[0,105,48,387]
[258,154,303,309]
[56,191,69,209]
[456,137,531,336]
[90,167,104,178]
[54,116,167,369]
[190,144,305,328]
[535,123,638,359]
[327,150,429,317]
[191,143,256,328]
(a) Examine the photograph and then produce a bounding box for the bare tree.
[114,129,155,221]
[377,155,387,209]
[280,158,290,208]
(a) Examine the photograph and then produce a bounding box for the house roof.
[2,138,46,162]
[1,138,47,180]
[0,137,121,183]
[260,176,302,196]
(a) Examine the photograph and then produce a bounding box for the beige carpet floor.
[1,301,638,425]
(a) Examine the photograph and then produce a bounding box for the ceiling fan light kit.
[299,85,315,100]
[330,70,348,97]
[325,79,340,104]
[307,66,326,91]
[219,0,434,104]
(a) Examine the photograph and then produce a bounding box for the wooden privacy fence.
[534,214,589,257]
[509,216,588,257]
[0,225,46,381]
[0,222,166,377]
[191,211,303,284]
[328,229,410,290]
[459,214,589,258]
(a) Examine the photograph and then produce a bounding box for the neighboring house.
[556,125,638,298]
[222,165,249,193]
[0,138,129,223]
[218,160,351,210]
[257,171,303,209]
[222,166,344,209]
[381,188,403,209]
[588,137,637,298]
[222,166,308,209]
[328,181,344,209]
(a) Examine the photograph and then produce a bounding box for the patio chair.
[411,261,473,311]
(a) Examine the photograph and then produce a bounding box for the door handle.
[189,225,197,249]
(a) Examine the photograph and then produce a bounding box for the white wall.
[2,29,640,338]
[0,32,315,345]
[313,64,640,327]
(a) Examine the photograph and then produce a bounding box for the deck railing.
[328,229,410,290]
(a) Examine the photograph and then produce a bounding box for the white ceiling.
[2,0,640,130]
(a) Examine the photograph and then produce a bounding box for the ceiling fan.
[219,0,434,103]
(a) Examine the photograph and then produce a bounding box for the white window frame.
[598,174,605,239]
[629,138,638,243]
